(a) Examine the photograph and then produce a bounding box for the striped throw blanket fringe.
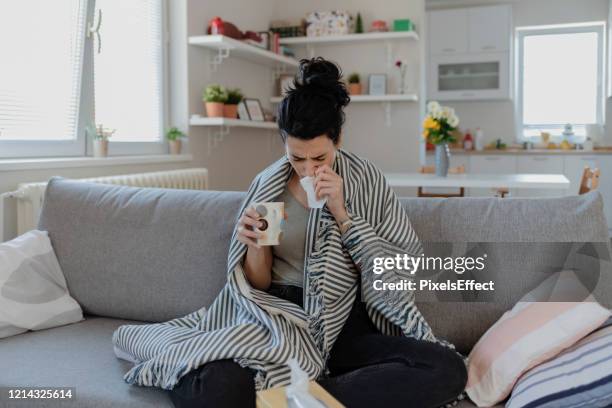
[112,149,466,404]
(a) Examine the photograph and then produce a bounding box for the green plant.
[203,84,228,103]
[87,123,115,141]
[225,88,243,105]
[355,13,364,34]
[166,127,185,141]
[348,73,360,84]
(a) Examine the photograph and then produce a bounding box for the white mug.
[299,176,327,208]
[253,202,284,246]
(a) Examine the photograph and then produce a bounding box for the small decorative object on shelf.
[244,98,265,121]
[347,72,362,95]
[166,127,186,155]
[306,10,351,37]
[355,12,364,34]
[89,123,115,158]
[279,74,294,96]
[269,19,306,38]
[224,88,243,118]
[203,84,228,118]
[368,74,386,95]
[393,19,413,32]
[237,101,250,120]
[422,101,459,177]
[394,60,408,94]
[463,129,473,150]
[370,20,389,32]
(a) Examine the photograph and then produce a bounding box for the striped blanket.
[112,148,461,393]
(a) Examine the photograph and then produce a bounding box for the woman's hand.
[314,165,348,221]
[237,206,264,249]
[238,205,275,290]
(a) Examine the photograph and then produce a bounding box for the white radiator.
[1,168,208,241]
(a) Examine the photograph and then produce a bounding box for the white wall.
[426,0,611,146]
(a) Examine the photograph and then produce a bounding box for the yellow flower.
[423,116,440,130]
[422,130,428,139]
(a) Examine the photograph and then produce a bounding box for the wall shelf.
[188,35,299,70]
[190,116,278,155]
[189,116,278,129]
[279,31,419,45]
[270,94,418,103]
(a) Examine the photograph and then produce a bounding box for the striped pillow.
[0,230,83,338]
[506,318,612,408]
[466,271,611,407]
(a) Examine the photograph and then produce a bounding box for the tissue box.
[306,10,351,37]
[256,381,345,408]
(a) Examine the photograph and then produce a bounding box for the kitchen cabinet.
[428,9,469,55]
[468,6,511,53]
[427,5,512,100]
[429,52,509,101]
[515,156,564,197]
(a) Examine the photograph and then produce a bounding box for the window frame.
[0,0,169,159]
[515,22,606,142]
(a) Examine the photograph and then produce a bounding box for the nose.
[304,161,320,177]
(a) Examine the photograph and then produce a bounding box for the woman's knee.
[168,359,255,408]
[429,344,468,397]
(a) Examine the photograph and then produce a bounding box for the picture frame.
[368,74,387,95]
[278,74,294,96]
[237,101,250,120]
[244,98,265,121]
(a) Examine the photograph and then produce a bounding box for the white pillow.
[466,270,611,407]
[0,230,83,338]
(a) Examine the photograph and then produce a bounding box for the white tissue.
[285,358,328,408]
[299,177,327,209]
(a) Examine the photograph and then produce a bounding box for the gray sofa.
[1,176,610,408]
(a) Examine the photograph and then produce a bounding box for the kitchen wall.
[426,0,611,146]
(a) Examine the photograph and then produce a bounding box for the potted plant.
[166,127,186,155]
[347,73,361,95]
[89,124,115,157]
[422,101,459,177]
[224,88,243,119]
[203,84,227,117]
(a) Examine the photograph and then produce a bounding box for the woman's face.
[285,134,337,178]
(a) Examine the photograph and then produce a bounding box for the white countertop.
[385,173,571,189]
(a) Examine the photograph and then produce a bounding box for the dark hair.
[277,57,350,144]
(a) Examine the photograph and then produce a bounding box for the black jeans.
[168,283,467,408]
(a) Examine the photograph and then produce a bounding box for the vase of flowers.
[90,124,115,158]
[422,101,459,177]
[166,127,186,155]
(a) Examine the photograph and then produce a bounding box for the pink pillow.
[465,271,611,407]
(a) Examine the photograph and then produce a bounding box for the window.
[0,0,167,158]
[516,23,605,141]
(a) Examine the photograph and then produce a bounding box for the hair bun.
[295,57,350,108]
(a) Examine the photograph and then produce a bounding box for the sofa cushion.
[37,177,246,322]
[402,192,612,354]
[0,316,172,408]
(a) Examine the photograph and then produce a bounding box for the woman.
[112,57,466,408]
[171,58,466,407]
